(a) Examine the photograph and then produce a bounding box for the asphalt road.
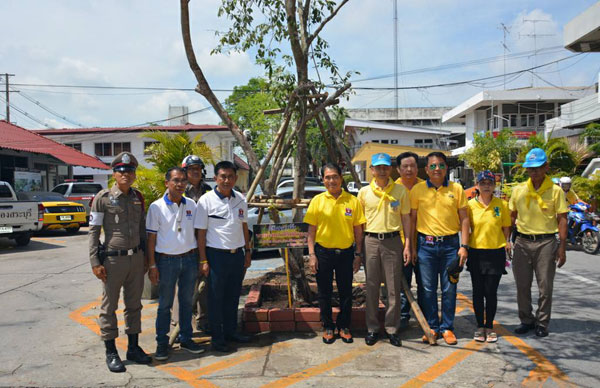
[0,228,599,387]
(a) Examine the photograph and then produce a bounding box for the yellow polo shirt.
[410,180,467,236]
[395,177,424,243]
[509,182,568,235]
[565,189,580,205]
[357,182,410,233]
[303,190,366,249]
[468,197,511,249]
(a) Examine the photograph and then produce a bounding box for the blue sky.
[1,0,598,129]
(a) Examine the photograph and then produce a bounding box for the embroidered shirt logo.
[186,210,193,219]
[494,206,500,217]
[345,208,352,217]
[238,209,244,218]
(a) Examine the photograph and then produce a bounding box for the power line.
[0,94,52,128]
[12,88,86,127]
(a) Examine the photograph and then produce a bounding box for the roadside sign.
[253,223,308,248]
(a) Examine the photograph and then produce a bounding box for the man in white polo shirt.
[195,161,252,352]
[147,167,205,361]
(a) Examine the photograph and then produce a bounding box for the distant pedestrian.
[510,148,568,337]
[395,151,424,329]
[195,161,252,352]
[146,167,205,361]
[305,163,366,344]
[358,153,411,347]
[467,171,511,343]
[88,152,151,373]
[409,151,469,345]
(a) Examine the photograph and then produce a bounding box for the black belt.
[418,233,458,242]
[207,246,243,254]
[365,231,399,240]
[516,232,556,241]
[315,243,353,255]
[106,246,141,257]
[156,248,197,258]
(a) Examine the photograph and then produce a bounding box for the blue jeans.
[207,248,245,344]
[155,252,198,345]
[417,234,459,333]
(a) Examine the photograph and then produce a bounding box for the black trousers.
[315,244,354,330]
[470,271,502,329]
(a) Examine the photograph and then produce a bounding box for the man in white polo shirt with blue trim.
[195,160,252,352]
[146,167,205,360]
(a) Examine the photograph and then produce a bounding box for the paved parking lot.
[1,228,599,387]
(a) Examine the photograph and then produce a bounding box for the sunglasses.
[428,163,446,170]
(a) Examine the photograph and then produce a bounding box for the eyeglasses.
[428,163,446,170]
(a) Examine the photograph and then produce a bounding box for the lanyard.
[174,203,184,232]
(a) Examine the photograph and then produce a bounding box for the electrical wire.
[0,95,52,128]
[12,88,85,127]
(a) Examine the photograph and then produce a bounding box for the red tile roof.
[31,123,228,135]
[234,154,250,170]
[0,120,110,170]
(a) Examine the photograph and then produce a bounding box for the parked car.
[17,192,86,235]
[51,181,104,220]
[0,181,44,246]
[346,181,369,195]
[277,177,322,191]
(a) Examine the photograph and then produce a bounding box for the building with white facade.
[33,124,234,185]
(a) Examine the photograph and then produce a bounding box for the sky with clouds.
[1,0,599,129]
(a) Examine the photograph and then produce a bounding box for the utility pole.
[520,19,553,87]
[2,73,14,122]
[393,0,399,119]
[498,23,511,90]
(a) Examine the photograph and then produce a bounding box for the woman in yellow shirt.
[467,171,511,343]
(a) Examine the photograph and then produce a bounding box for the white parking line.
[557,269,599,286]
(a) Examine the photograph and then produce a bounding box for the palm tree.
[143,131,215,174]
[512,134,585,179]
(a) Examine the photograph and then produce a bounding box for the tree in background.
[580,123,600,155]
[459,129,517,174]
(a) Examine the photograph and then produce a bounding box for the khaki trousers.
[512,236,558,329]
[99,251,145,340]
[365,235,403,334]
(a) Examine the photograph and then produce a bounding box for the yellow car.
[17,191,86,234]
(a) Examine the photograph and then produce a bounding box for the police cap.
[111,152,138,172]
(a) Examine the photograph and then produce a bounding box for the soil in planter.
[259,284,367,309]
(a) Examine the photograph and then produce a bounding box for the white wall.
[353,128,444,149]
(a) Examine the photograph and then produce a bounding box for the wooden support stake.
[398,272,436,344]
[284,248,293,308]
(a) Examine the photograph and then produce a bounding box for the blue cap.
[476,170,495,183]
[522,148,547,168]
[371,153,391,166]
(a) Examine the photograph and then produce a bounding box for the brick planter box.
[242,282,386,333]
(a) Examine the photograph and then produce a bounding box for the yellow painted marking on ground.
[69,298,102,336]
[156,365,218,388]
[261,343,381,388]
[32,237,67,244]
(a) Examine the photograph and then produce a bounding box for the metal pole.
[393,0,398,118]
[4,73,10,122]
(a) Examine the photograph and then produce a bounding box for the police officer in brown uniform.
[89,152,152,373]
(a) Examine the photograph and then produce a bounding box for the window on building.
[113,142,131,155]
[95,143,112,157]
[65,143,82,151]
[143,141,158,155]
[372,140,380,143]
[381,140,389,144]
[414,139,433,149]
[390,139,398,144]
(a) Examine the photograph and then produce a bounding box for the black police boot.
[105,339,126,373]
[126,334,152,364]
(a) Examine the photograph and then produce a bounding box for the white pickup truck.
[0,181,43,246]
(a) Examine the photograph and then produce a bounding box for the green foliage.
[572,172,600,202]
[142,131,214,174]
[224,77,281,160]
[580,123,600,154]
[306,106,348,167]
[513,135,578,179]
[459,129,517,173]
[107,166,164,211]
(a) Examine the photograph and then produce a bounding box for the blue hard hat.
[523,148,547,168]
[371,153,391,167]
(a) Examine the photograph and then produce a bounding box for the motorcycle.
[567,202,600,254]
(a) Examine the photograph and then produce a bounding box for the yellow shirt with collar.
[565,189,580,205]
[357,181,410,233]
[410,180,467,236]
[303,190,366,249]
[395,177,424,243]
[468,197,511,249]
[509,181,568,235]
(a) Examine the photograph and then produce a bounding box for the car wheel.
[65,226,81,235]
[15,234,31,246]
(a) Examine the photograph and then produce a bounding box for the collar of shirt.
[324,189,347,201]
[426,177,449,189]
[110,184,132,198]
[214,187,236,199]
[163,192,187,205]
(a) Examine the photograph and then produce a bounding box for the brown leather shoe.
[442,330,457,345]
[322,329,335,344]
[421,329,438,344]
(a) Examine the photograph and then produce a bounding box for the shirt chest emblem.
[344,207,353,217]
[447,193,455,199]
[493,206,500,217]
[238,209,244,219]
[186,210,193,219]
[390,200,399,209]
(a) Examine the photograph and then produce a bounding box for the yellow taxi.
[17,191,86,234]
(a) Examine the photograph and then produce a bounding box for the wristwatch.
[460,244,469,250]
[354,252,364,258]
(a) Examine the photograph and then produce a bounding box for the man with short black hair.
[195,161,252,352]
[147,167,204,360]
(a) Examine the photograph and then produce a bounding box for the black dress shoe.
[388,333,403,347]
[211,342,231,352]
[126,345,152,364]
[514,323,535,334]
[535,326,549,337]
[106,352,126,373]
[365,332,379,346]
[225,333,252,343]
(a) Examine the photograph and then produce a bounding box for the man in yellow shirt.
[510,148,568,337]
[559,176,584,205]
[305,163,366,345]
[357,153,411,347]
[410,152,470,345]
[395,151,424,329]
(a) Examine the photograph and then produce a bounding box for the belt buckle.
[531,235,537,242]
[377,233,385,241]
[127,249,134,255]
[435,236,444,243]
[230,249,236,254]
[334,249,342,255]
